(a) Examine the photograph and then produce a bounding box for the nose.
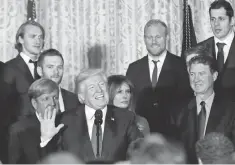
[214,19,220,26]
[49,97,56,106]
[53,68,59,75]
[194,74,200,82]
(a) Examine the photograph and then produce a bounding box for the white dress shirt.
[196,92,215,137]
[58,87,65,112]
[148,50,167,82]
[214,31,234,63]
[20,52,37,78]
[85,105,107,139]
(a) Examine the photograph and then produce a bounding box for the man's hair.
[28,78,59,100]
[15,20,45,53]
[209,0,234,20]
[107,75,135,111]
[75,69,107,95]
[184,45,211,59]
[144,19,168,36]
[37,48,64,67]
[196,132,235,164]
[188,55,218,73]
[130,133,186,164]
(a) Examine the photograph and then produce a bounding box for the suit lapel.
[60,88,67,111]
[141,56,152,86]
[101,106,116,159]
[74,107,95,160]
[224,35,235,69]
[206,96,226,134]
[15,55,34,82]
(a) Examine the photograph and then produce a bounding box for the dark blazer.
[197,36,235,101]
[126,52,192,134]
[60,88,80,111]
[174,96,235,163]
[8,115,42,164]
[3,55,35,123]
[8,114,62,164]
[44,105,143,163]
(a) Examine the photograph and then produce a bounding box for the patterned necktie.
[91,111,103,157]
[216,42,226,72]
[152,60,159,88]
[198,101,206,139]
[29,59,40,79]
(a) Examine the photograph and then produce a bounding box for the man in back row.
[37,49,80,112]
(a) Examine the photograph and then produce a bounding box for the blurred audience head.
[75,69,109,109]
[126,138,144,159]
[196,132,235,164]
[108,75,135,111]
[15,20,45,55]
[28,78,59,116]
[37,49,64,85]
[130,133,186,164]
[39,151,83,164]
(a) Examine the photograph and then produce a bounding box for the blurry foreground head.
[39,151,83,164]
[130,133,186,164]
[196,132,235,164]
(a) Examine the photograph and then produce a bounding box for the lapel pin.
[111,117,115,121]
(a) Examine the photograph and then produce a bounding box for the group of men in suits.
[126,0,235,163]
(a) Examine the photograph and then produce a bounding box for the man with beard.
[37,49,80,113]
[126,19,191,135]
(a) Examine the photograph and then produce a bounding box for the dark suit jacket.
[61,88,80,111]
[8,114,63,164]
[8,115,42,163]
[126,52,192,134]
[197,36,235,101]
[44,105,143,163]
[174,96,235,163]
[3,55,35,123]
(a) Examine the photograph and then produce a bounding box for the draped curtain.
[0,0,235,92]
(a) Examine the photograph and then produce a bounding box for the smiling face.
[189,63,217,96]
[79,74,109,110]
[144,23,168,57]
[210,7,234,40]
[113,82,131,109]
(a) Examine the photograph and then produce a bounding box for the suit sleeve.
[8,126,22,163]
[127,113,144,144]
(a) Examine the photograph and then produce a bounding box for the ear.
[230,16,235,26]
[37,66,43,77]
[18,36,24,44]
[78,93,85,104]
[31,98,37,110]
[213,71,218,82]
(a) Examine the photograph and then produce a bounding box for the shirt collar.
[214,30,234,47]
[20,52,32,64]
[85,105,107,121]
[196,92,215,114]
[148,50,167,63]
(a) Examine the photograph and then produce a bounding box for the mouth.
[95,94,104,100]
[121,101,128,104]
[215,29,221,34]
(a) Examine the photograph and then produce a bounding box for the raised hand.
[38,106,64,141]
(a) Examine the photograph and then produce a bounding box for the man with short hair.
[175,55,235,163]
[126,19,191,135]
[37,49,80,112]
[39,69,143,163]
[197,0,235,101]
[8,78,63,164]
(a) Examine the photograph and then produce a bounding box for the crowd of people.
[1,0,235,164]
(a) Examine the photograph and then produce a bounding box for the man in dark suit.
[8,78,63,163]
[3,20,45,123]
[37,49,80,112]
[175,55,235,163]
[197,0,235,101]
[126,19,191,135]
[39,69,143,163]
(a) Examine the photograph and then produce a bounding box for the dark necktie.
[91,112,103,157]
[198,101,206,139]
[152,60,159,88]
[216,42,226,72]
[29,59,40,79]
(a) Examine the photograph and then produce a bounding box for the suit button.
[153,102,158,107]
